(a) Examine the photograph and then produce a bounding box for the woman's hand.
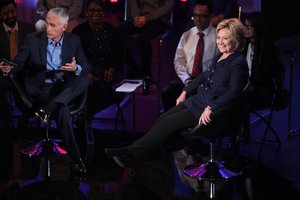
[133,16,147,28]
[199,106,212,125]
[176,91,187,105]
[104,68,114,81]
[0,62,14,76]
[86,73,95,83]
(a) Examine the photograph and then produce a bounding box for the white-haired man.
[0,7,91,175]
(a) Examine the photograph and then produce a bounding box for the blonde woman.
[105,18,249,171]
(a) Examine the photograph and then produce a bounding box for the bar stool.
[181,81,249,199]
[9,74,87,179]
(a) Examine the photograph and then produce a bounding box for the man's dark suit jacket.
[11,32,91,97]
[0,21,35,60]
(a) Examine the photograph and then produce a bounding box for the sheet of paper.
[115,79,142,92]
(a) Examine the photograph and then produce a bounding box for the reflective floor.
[1,124,300,200]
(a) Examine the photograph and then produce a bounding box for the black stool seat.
[179,81,249,199]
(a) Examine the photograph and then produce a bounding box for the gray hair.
[216,18,246,52]
[48,7,69,25]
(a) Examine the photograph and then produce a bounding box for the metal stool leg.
[183,141,242,199]
[20,116,67,179]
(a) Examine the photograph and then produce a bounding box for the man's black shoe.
[35,109,53,127]
[72,157,87,175]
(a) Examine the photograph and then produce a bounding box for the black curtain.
[262,0,300,40]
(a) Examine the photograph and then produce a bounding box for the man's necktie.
[9,30,18,60]
[191,32,204,78]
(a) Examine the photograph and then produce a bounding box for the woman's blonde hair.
[216,18,246,52]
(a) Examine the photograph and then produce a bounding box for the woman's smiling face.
[217,28,235,54]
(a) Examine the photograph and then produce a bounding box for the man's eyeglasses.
[191,13,210,20]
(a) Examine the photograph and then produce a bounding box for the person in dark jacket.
[0,0,35,128]
[240,12,286,141]
[72,0,125,126]
[116,0,175,95]
[243,11,285,110]
[0,7,91,175]
[105,18,249,169]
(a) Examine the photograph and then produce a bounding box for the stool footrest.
[20,138,68,157]
[183,160,242,181]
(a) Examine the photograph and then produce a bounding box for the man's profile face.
[45,12,67,43]
[192,5,211,31]
[0,3,18,28]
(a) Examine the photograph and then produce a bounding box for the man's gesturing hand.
[60,57,77,72]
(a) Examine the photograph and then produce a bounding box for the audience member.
[210,0,239,27]
[35,0,83,32]
[0,7,91,175]
[117,0,175,95]
[161,0,218,112]
[189,0,239,27]
[105,18,248,175]
[241,12,285,140]
[0,0,35,128]
[72,0,125,127]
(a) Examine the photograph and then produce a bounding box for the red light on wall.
[180,0,188,2]
[110,0,118,3]
[15,0,22,3]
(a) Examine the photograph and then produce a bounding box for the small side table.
[115,79,142,133]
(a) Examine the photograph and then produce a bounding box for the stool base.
[183,160,242,181]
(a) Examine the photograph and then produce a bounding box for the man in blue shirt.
[0,7,91,175]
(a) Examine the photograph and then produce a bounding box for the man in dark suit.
[0,7,91,174]
[0,0,35,128]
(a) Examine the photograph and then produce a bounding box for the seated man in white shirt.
[161,0,218,112]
